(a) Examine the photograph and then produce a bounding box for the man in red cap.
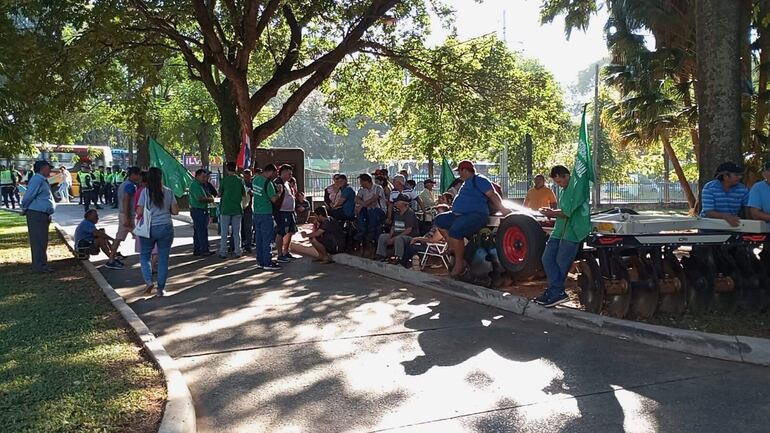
[434,160,507,278]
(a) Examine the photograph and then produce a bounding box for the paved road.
[53,202,770,433]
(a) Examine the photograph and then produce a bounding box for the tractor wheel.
[495,213,547,279]
[577,252,604,314]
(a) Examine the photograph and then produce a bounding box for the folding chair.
[419,242,449,270]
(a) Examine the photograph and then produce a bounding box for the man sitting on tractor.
[434,160,506,279]
[535,165,591,308]
[748,161,770,221]
[700,162,749,227]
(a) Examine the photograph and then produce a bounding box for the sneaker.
[157,289,165,297]
[542,292,569,308]
[263,264,282,271]
[104,261,124,270]
[287,253,302,260]
[115,252,125,260]
[533,293,549,305]
[255,264,264,270]
[276,255,290,263]
[218,254,228,259]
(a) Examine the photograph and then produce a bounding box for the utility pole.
[592,64,601,206]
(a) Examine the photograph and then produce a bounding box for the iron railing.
[304,174,697,204]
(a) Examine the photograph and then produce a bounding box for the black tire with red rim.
[495,213,547,278]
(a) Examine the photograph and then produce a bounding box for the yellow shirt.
[524,186,557,210]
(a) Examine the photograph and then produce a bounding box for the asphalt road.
[52,202,770,433]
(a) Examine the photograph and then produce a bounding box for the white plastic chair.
[419,242,449,270]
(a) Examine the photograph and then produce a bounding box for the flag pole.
[592,63,601,207]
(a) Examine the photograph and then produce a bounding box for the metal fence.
[304,174,697,205]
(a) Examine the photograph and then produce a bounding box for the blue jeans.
[434,212,488,239]
[253,213,275,266]
[190,207,210,254]
[219,214,242,256]
[541,237,581,297]
[140,223,174,290]
[357,207,385,240]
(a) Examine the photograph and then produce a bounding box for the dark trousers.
[191,207,210,254]
[26,210,50,271]
[356,207,385,241]
[241,208,254,248]
[1,186,15,208]
[82,190,95,211]
[94,183,103,203]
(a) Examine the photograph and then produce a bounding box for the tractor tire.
[495,213,547,279]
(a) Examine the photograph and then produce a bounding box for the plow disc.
[626,254,659,319]
[604,254,632,318]
[656,253,687,316]
[682,251,713,315]
[577,253,604,314]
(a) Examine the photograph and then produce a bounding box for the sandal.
[143,283,155,294]
[449,267,469,281]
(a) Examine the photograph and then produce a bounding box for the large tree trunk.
[695,0,742,191]
[135,115,149,168]
[196,121,212,169]
[661,129,697,209]
[218,80,241,164]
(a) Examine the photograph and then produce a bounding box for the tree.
[118,0,440,163]
[326,35,572,177]
[695,0,742,189]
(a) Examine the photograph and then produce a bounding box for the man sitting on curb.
[302,207,344,264]
[375,194,419,262]
[75,209,122,269]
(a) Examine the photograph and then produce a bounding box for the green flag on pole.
[440,158,455,193]
[553,105,594,242]
[149,138,194,198]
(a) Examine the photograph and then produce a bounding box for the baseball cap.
[393,174,406,184]
[455,160,475,172]
[424,178,436,185]
[715,162,744,177]
[395,194,411,203]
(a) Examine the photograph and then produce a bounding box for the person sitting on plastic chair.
[74,209,122,269]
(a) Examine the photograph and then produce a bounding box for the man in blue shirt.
[75,210,119,267]
[748,161,770,221]
[434,160,506,278]
[20,160,56,273]
[329,174,356,221]
[700,162,749,227]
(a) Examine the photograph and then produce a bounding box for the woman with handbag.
[135,167,179,296]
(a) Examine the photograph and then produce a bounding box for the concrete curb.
[53,222,196,433]
[291,242,770,367]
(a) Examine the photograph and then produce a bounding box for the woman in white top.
[136,167,179,296]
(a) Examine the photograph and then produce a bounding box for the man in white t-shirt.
[355,173,387,243]
[274,164,299,263]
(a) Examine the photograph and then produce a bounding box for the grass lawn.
[0,211,165,433]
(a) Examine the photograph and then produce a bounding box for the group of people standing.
[0,164,25,209]
[76,165,126,210]
[189,162,307,271]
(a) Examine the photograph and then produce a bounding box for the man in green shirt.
[218,161,245,259]
[190,168,214,256]
[252,164,280,270]
[535,165,590,308]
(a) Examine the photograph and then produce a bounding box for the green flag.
[440,157,456,193]
[149,138,194,198]
[553,105,594,242]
